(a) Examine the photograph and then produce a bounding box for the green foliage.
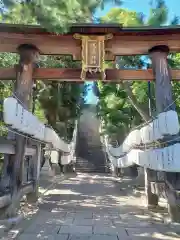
[2,0,123,32]
[100,8,143,26]
[0,0,124,140]
[1,0,180,144]
[97,0,180,142]
[0,81,13,136]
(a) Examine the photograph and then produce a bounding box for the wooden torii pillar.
[149,45,180,222]
[5,44,40,217]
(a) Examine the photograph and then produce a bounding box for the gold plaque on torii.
[73,34,113,81]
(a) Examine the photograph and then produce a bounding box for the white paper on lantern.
[61,155,68,165]
[109,145,122,157]
[162,147,169,171]
[166,110,179,135]
[128,130,138,146]
[61,154,71,165]
[153,118,162,141]
[127,150,133,165]
[3,97,75,153]
[32,116,40,137]
[148,149,153,169]
[26,113,34,135]
[39,123,45,140]
[15,103,23,130]
[166,144,174,171]
[30,115,38,136]
[3,97,18,126]
[140,126,146,144]
[144,125,149,144]
[20,109,29,133]
[132,149,137,163]
[123,137,128,148]
[156,148,163,171]
[127,131,133,146]
[50,150,59,164]
[140,150,147,167]
[173,144,180,171]
[148,122,154,143]
[134,129,141,145]
[44,127,53,143]
[121,141,129,153]
[136,149,143,165]
[158,112,168,136]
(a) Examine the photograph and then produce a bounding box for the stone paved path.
[16,173,180,239]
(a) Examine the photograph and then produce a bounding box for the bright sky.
[96,0,179,21]
[86,0,180,104]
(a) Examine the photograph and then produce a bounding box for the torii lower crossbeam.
[1,68,180,81]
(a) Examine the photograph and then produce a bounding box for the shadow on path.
[5,173,180,240]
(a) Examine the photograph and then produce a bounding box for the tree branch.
[121,81,150,122]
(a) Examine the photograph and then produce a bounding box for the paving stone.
[93,213,110,218]
[93,214,113,225]
[25,223,60,234]
[18,234,55,240]
[62,217,75,225]
[34,211,74,225]
[1,229,20,239]
[59,225,93,234]
[66,212,76,217]
[115,213,153,228]
[69,234,120,240]
[93,225,128,237]
[90,234,118,240]
[93,222,114,228]
[109,215,121,221]
[75,211,93,219]
[18,233,68,240]
[7,173,176,240]
[39,211,67,218]
[35,212,67,222]
[68,234,92,240]
[73,218,94,226]
[114,219,153,228]
[93,218,112,224]
[55,234,69,240]
[126,227,160,239]
[33,217,66,226]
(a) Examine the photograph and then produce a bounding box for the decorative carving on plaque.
[74,34,113,81]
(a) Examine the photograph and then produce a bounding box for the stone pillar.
[149,45,180,222]
[144,168,159,208]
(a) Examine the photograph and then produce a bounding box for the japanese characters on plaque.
[74,34,113,80]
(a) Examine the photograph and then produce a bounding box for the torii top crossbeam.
[1,23,180,56]
[1,23,180,81]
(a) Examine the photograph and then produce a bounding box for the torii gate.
[0,23,180,82]
[1,23,180,221]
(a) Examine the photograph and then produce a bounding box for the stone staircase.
[75,104,107,173]
[76,141,107,173]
